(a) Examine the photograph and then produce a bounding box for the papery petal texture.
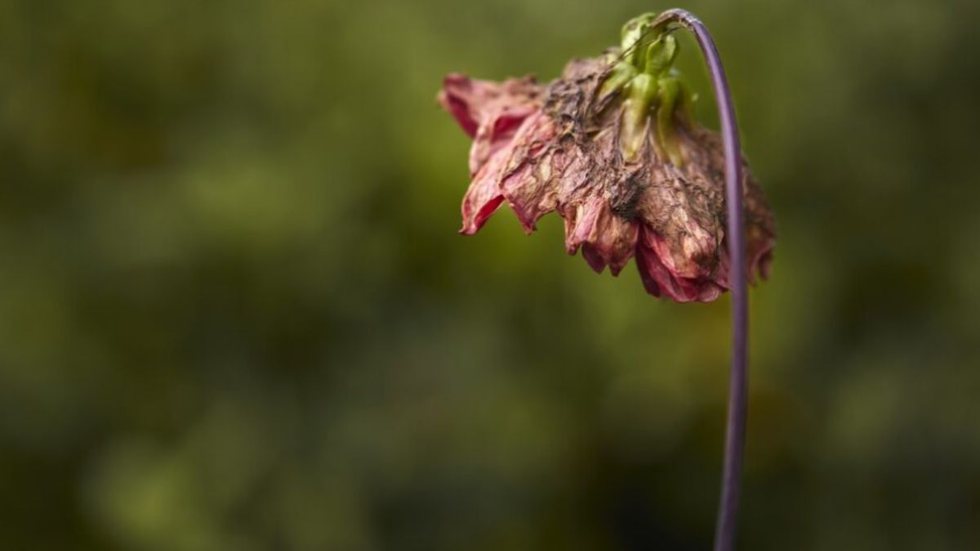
[439,50,775,302]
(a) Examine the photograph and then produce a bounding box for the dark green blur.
[2,0,979,549]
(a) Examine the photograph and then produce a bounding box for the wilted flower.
[438,15,775,302]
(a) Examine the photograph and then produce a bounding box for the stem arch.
[651,9,749,551]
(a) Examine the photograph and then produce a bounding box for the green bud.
[597,61,638,105]
[620,12,658,67]
[656,77,684,166]
[620,73,657,160]
[643,35,678,77]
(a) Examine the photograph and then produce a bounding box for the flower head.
[438,15,775,302]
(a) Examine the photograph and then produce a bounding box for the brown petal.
[634,162,725,281]
[554,125,624,217]
[675,122,776,283]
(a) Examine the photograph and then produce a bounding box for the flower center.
[597,13,692,166]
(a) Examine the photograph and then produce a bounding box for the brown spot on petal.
[543,56,615,130]
[675,121,777,282]
[634,161,724,280]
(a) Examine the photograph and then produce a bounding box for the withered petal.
[563,195,638,275]
[581,245,607,274]
[675,122,776,283]
[636,227,724,302]
[438,74,541,139]
[459,146,509,235]
[469,104,540,176]
[745,217,776,283]
[441,52,775,303]
[498,111,560,232]
[634,162,724,280]
[564,195,603,254]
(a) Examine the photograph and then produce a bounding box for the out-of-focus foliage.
[2,0,980,549]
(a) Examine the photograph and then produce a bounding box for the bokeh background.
[2,0,980,549]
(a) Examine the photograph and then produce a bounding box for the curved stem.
[651,9,748,551]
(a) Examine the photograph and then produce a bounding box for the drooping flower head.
[438,13,775,302]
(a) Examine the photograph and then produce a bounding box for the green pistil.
[598,61,637,103]
[602,15,690,166]
[621,73,656,160]
[643,33,676,75]
[656,76,684,167]
[620,13,659,66]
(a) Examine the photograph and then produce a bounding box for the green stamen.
[602,16,691,166]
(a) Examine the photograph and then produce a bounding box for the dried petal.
[440,75,546,235]
[564,195,638,275]
[459,146,508,235]
[675,122,776,282]
[469,104,540,176]
[438,74,540,138]
[634,161,724,280]
[498,111,561,232]
[439,46,775,302]
[636,227,724,302]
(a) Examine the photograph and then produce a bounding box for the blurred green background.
[2,0,980,549]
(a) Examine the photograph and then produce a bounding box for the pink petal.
[469,104,540,176]
[459,107,554,235]
[636,227,723,302]
[581,244,608,273]
[563,195,638,275]
[459,147,509,235]
[438,74,540,139]
[497,112,560,232]
[564,195,604,255]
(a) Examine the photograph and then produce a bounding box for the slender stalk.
[651,10,748,551]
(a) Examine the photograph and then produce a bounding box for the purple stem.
[652,9,748,551]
